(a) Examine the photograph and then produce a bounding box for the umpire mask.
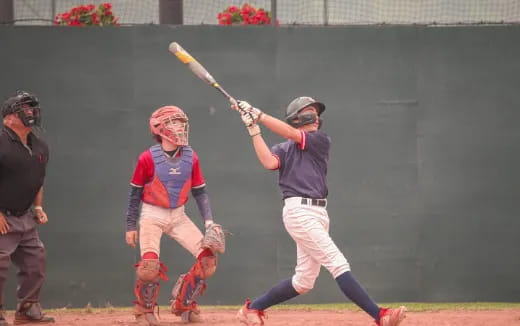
[2,91,41,127]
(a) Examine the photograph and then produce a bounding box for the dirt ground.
[3,308,520,326]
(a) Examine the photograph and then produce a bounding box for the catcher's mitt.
[201,223,226,254]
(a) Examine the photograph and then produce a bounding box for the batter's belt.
[284,197,327,208]
[300,198,327,207]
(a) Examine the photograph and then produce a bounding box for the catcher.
[125,106,225,325]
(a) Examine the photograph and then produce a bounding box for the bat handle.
[214,84,241,110]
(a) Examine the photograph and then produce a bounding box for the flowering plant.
[54,3,119,26]
[218,3,273,25]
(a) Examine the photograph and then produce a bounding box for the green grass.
[36,302,520,314]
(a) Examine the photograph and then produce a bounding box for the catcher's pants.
[0,210,46,307]
[139,203,203,257]
[283,197,351,294]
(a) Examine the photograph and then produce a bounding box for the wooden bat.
[168,42,236,103]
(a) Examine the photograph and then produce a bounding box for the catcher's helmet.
[2,90,41,127]
[149,106,189,145]
[285,96,325,128]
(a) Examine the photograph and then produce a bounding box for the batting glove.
[241,112,261,136]
[238,100,263,122]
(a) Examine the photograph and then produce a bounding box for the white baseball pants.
[282,197,351,294]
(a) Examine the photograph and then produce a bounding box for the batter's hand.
[0,212,8,235]
[34,207,48,224]
[126,230,138,248]
[237,101,263,121]
[241,111,256,127]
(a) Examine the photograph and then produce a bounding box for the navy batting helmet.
[285,96,325,128]
[2,90,41,127]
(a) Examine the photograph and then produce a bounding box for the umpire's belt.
[0,207,29,217]
[300,198,327,207]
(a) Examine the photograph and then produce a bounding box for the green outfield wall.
[0,25,519,308]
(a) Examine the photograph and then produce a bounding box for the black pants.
[0,211,46,307]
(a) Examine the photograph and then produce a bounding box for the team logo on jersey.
[169,167,181,175]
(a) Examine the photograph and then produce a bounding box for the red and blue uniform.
[126,146,207,231]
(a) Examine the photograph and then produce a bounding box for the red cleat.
[236,299,266,325]
[377,306,407,326]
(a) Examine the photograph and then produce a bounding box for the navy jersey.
[271,130,330,199]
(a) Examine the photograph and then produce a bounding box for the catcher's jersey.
[130,145,206,207]
[271,130,330,199]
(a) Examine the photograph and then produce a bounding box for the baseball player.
[0,90,54,325]
[125,106,224,325]
[232,97,406,326]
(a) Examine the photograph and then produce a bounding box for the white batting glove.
[238,100,263,122]
[241,112,255,127]
[241,112,261,136]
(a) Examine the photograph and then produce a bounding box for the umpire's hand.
[34,207,48,224]
[126,230,138,248]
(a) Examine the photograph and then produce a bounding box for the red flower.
[218,3,274,26]
[55,3,119,26]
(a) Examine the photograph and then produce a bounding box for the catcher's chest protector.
[142,145,193,208]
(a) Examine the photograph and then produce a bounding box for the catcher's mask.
[149,106,189,146]
[2,90,41,127]
[285,96,325,128]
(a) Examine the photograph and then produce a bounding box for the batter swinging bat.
[168,42,236,103]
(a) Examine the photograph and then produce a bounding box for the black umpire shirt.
[0,126,49,214]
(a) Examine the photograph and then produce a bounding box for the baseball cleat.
[135,312,160,326]
[377,306,407,326]
[181,310,203,323]
[236,299,266,325]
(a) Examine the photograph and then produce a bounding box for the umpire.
[0,91,54,324]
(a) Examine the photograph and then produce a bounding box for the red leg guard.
[170,252,217,315]
[134,259,168,312]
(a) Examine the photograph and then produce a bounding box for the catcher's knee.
[195,249,218,279]
[136,259,168,282]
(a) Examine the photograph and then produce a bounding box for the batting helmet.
[2,90,41,127]
[285,96,325,128]
[149,106,189,146]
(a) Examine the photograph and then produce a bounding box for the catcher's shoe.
[181,311,203,323]
[376,306,406,326]
[135,312,160,326]
[134,305,160,326]
[13,302,54,324]
[236,299,265,325]
[0,309,7,326]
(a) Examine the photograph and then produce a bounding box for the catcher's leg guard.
[133,259,168,325]
[171,249,217,316]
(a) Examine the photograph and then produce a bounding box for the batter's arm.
[234,101,302,143]
[258,114,302,144]
[250,133,279,170]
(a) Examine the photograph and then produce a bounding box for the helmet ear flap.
[285,96,325,128]
[285,96,325,126]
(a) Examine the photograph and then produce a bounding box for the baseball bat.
[168,42,236,103]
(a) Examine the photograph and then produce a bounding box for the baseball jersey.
[271,130,330,199]
[130,145,206,208]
